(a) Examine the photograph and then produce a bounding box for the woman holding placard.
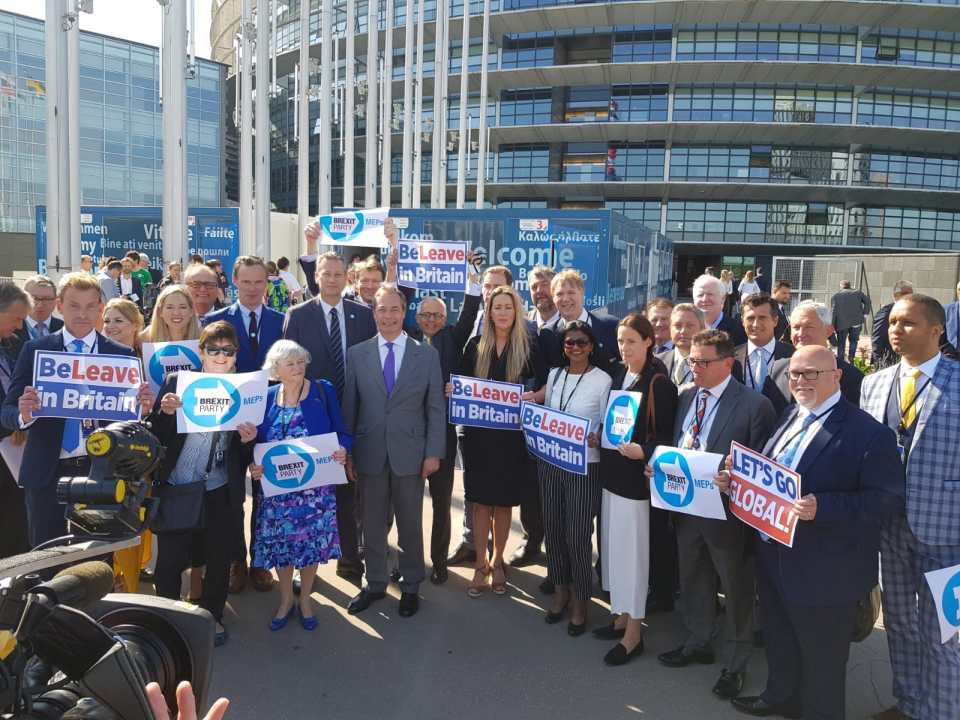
[248,340,350,632]
[595,314,678,665]
[141,285,201,344]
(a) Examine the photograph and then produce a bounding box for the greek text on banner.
[601,390,643,450]
[924,562,960,644]
[649,446,727,520]
[318,208,389,248]
[448,374,523,430]
[32,350,142,422]
[398,240,468,292]
[254,433,347,498]
[175,370,268,433]
[728,441,802,547]
[520,401,590,475]
[142,340,202,393]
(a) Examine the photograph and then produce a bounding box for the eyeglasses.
[563,338,591,348]
[203,346,237,357]
[686,357,725,368]
[29,295,56,304]
[188,281,219,290]
[788,369,831,382]
[417,312,444,321]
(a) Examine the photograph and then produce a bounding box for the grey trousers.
[360,467,426,594]
[675,514,755,673]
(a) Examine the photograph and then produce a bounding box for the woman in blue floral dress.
[250,340,352,631]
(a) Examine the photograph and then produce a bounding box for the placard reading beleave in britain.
[520,401,590,475]
[728,440,802,547]
[32,351,143,422]
[141,340,202,393]
[448,374,524,430]
[397,240,469,292]
[648,446,727,520]
[254,432,347,498]
[175,370,268,433]
[924,562,960,643]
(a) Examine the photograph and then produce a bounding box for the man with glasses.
[184,263,222,319]
[16,276,63,344]
[655,329,776,702]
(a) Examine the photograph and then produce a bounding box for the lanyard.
[553,367,588,412]
[747,347,774,389]
[278,379,307,438]
[895,373,932,433]
[773,406,835,458]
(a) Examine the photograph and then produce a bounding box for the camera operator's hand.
[138,383,157,417]
[249,463,264,481]
[18,385,40,425]
[236,422,257,443]
[146,680,228,720]
[160,393,182,416]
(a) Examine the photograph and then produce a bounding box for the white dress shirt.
[320,298,348,361]
[536,310,560,330]
[898,351,941,421]
[26,316,50,339]
[679,375,733,448]
[770,390,842,469]
[120,275,133,296]
[745,338,776,389]
[377,332,407,381]
[279,269,302,294]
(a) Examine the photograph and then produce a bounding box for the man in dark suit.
[943,280,960,355]
[1,273,154,547]
[0,284,30,558]
[772,300,864,405]
[724,345,903,719]
[873,281,914,370]
[830,280,871,363]
[656,329,777,701]
[526,265,559,329]
[202,256,285,592]
[15,275,63,344]
[657,303,705,387]
[284,250,377,581]
[771,280,793,345]
[732,294,795,416]
[693,274,747,346]
[539,268,620,370]
[646,297,675,354]
[117,256,145,311]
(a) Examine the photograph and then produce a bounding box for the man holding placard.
[716,345,903,719]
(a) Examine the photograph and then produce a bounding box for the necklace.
[278,379,307,438]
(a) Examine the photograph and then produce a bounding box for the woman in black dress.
[455,285,546,597]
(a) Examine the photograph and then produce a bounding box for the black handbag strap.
[205,432,221,474]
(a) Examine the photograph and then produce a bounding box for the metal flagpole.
[160,0,188,264]
[297,0,311,233]
[475,0,489,208]
[344,0,356,208]
[67,0,82,269]
[364,0,379,207]
[455,0,469,208]
[411,0,424,208]
[379,0,394,207]
[239,0,254,253]
[44,0,71,273]
[319,0,333,214]
[400,0,413,207]
[255,0,272,258]
[429,0,443,207]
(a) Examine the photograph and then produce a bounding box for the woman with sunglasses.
[148,321,257,647]
[594,314,678,665]
[539,321,612,635]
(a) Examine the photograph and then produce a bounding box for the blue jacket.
[538,310,621,372]
[202,302,284,374]
[256,380,352,453]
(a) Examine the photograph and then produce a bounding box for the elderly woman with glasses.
[248,340,351,632]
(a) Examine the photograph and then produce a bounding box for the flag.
[26,79,45,97]
[0,74,15,99]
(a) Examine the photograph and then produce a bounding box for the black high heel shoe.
[545,600,570,624]
[567,620,587,636]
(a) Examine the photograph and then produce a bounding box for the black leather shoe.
[398,592,419,618]
[592,622,626,640]
[508,544,544,567]
[731,696,802,719]
[539,578,556,595]
[712,669,745,700]
[347,589,386,615]
[567,621,586,637]
[545,605,568,624]
[447,546,477,566]
[657,645,715,668]
[604,638,644,666]
[430,566,448,585]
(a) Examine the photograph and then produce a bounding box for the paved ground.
[202,474,895,720]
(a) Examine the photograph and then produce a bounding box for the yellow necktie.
[424,335,432,347]
[900,368,922,428]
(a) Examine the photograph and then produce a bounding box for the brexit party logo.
[146,342,201,390]
[180,376,242,428]
[601,391,640,449]
[261,443,318,491]
[321,211,365,243]
[651,450,695,509]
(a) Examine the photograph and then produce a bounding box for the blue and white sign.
[924,562,960,643]
[142,341,202,393]
[398,240,468,292]
[318,207,390,248]
[600,390,643,450]
[520,401,590,475]
[32,351,143,422]
[649,446,727,520]
[448,374,524,430]
[175,370,268,433]
[253,432,347,498]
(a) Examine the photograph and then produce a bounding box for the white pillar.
[255,0,272,258]
[344,0,356,207]
[430,0,447,207]
[455,0,469,208]
[475,0,489,208]
[364,0,379,207]
[319,0,333,214]
[297,0,311,232]
[400,0,414,207]
[161,0,188,264]
[44,0,71,272]
[66,4,81,269]
[240,0,254,253]
[411,0,424,208]
[380,0,394,207]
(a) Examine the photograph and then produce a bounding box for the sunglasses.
[203,346,237,357]
[563,338,591,348]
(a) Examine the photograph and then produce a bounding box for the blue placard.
[397,240,469,292]
[448,374,524,430]
[32,350,143,422]
[520,401,590,475]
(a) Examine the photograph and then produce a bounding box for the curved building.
[214,0,960,288]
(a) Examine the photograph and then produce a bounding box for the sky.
[0,0,215,59]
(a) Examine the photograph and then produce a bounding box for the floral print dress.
[252,405,341,569]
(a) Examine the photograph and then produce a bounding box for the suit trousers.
[156,486,235,623]
[835,327,860,362]
[881,512,960,720]
[675,514,755,672]
[360,466,425,594]
[758,549,856,719]
[0,458,28,558]
[335,482,363,570]
[426,426,457,567]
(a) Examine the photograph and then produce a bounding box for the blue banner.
[520,401,590,475]
[32,350,143,422]
[448,374,524,430]
[397,240,468,292]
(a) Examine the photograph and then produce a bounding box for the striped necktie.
[328,307,345,397]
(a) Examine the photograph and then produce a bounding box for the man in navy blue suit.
[202,255,284,592]
[538,268,620,371]
[0,283,30,558]
[717,345,904,719]
[1,273,155,548]
[284,250,377,581]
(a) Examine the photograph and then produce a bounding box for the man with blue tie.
[732,294,794,416]
[861,294,960,720]
[15,276,63,345]
[720,345,903,719]
[1,273,154,547]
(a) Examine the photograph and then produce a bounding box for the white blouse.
[544,366,612,464]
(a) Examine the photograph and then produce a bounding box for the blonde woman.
[101,298,144,353]
[142,285,201,343]
[450,286,546,597]
[738,269,761,302]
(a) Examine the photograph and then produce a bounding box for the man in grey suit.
[342,286,446,618]
[96,259,121,302]
[656,303,704,387]
[830,280,871,363]
[655,329,777,701]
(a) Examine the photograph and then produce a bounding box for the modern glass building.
[0,10,226,269]
[213,0,960,290]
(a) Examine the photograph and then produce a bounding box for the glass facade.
[0,12,224,234]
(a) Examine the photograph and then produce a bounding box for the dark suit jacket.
[732,341,795,416]
[715,312,747,346]
[872,302,897,369]
[756,399,904,606]
[0,331,136,490]
[539,310,621,371]
[774,303,791,345]
[0,339,24,441]
[406,293,481,384]
[202,302,285,374]
[770,356,864,407]
[299,256,320,297]
[117,275,144,310]
[14,317,64,345]
[283,297,377,392]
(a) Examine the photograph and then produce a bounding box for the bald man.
[719,346,903,719]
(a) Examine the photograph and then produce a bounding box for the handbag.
[852,585,882,642]
[149,433,222,533]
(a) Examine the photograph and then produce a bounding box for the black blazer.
[715,313,747,346]
[406,293,481,383]
[117,275,144,310]
[770,356,864,407]
[539,310,621,372]
[872,302,897,369]
[774,304,792,345]
[14,316,63,345]
[732,341,795,416]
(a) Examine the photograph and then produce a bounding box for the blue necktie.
[382,342,396,396]
[752,348,768,388]
[775,412,818,469]
[62,339,85,454]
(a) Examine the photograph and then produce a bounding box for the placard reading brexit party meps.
[32,351,143,422]
[397,241,469,292]
[254,433,347,498]
[924,562,960,643]
[141,341,202,392]
[175,370,268,433]
[648,446,727,520]
[448,374,524,430]
[728,441,802,547]
[520,402,590,475]
[601,390,643,450]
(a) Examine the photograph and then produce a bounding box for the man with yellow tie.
[861,294,960,720]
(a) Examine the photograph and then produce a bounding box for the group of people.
[0,233,956,719]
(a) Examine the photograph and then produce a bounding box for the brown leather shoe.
[228,561,247,594]
[249,566,276,592]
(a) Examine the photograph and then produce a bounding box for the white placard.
[142,340,202,392]
[601,390,643,450]
[649,446,727,520]
[175,370,268,433]
[254,432,347,498]
[924,562,960,643]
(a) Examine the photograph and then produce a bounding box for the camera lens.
[56,478,124,505]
